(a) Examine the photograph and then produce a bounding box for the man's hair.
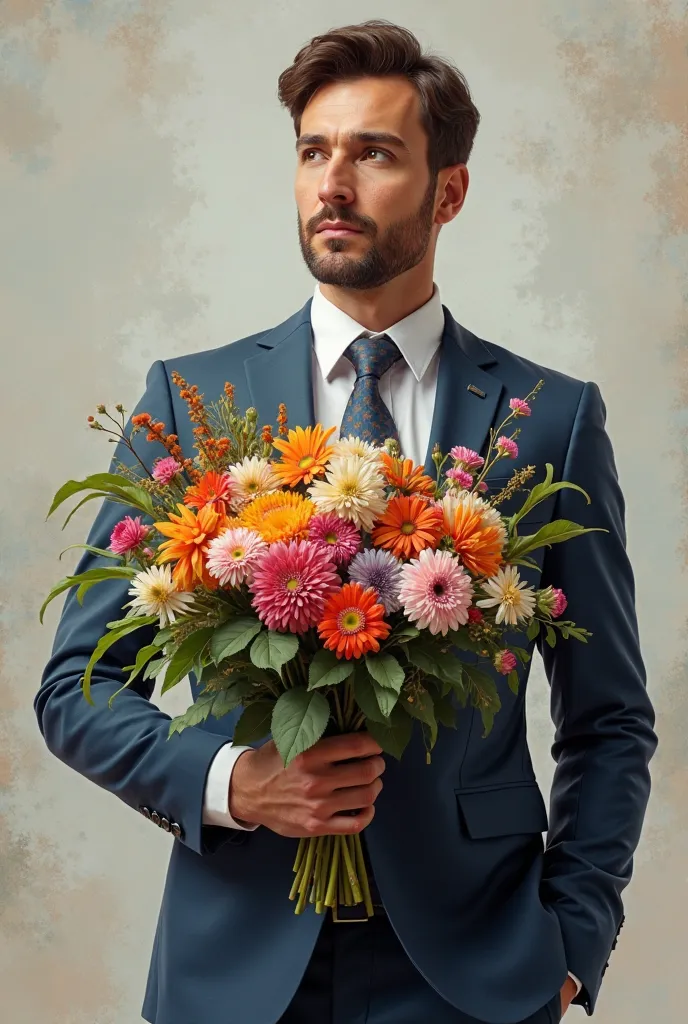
[277,19,481,176]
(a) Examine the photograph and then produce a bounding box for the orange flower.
[272,424,336,487]
[154,503,229,591]
[183,470,233,516]
[380,453,435,496]
[318,582,391,660]
[237,491,314,544]
[447,503,504,577]
[372,495,444,560]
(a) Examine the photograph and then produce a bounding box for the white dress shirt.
[200,282,582,997]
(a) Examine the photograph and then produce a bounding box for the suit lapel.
[423,310,505,476]
[243,299,316,430]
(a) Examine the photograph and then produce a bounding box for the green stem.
[316,834,332,914]
[353,834,375,918]
[340,834,363,903]
[289,839,309,901]
[332,688,345,730]
[295,837,318,914]
[325,835,341,908]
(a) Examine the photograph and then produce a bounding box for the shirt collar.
[310,282,445,383]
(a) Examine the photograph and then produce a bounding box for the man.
[36,19,657,1024]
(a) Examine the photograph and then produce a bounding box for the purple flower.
[348,548,403,614]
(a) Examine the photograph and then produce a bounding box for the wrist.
[228,748,260,827]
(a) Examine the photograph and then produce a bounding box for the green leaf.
[446,630,483,655]
[507,670,520,695]
[373,680,399,718]
[120,643,161,687]
[545,625,557,649]
[462,663,502,738]
[510,646,531,664]
[507,519,607,561]
[434,691,457,729]
[526,618,541,641]
[352,663,391,724]
[46,473,156,521]
[508,463,591,525]
[405,639,461,685]
[161,627,215,695]
[168,692,217,736]
[143,657,167,681]
[210,617,262,663]
[233,701,274,744]
[58,543,123,562]
[208,679,256,717]
[79,616,158,705]
[39,565,138,624]
[364,653,405,693]
[308,649,354,690]
[272,687,331,767]
[250,630,299,673]
[389,624,421,644]
[365,704,414,760]
[401,690,437,746]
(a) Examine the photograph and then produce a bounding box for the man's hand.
[228,732,386,837]
[559,975,578,1016]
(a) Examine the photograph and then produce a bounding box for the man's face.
[295,76,439,290]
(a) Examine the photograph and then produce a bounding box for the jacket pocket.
[455,782,548,839]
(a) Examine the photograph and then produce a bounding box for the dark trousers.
[278,908,563,1024]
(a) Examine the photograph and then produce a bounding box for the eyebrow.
[295,131,410,154]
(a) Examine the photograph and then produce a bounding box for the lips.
[316,222,362,233]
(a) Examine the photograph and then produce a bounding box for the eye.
[362,148,390,162]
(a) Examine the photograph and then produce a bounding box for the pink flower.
[509,398,531,417]
[467,607,483,624]
[153,456,183,484]
[536,585,568,619]
[109,515,151,554]
[308,512,361,568]
[496,436,519,460]
[206,527,267,587]
[494,649,518,675]
[551,587,568,618]
[476,480,489,493]
[449,446,484,469]
[399,548,473,636]
[446,467,474,490]
[250,540,340,633]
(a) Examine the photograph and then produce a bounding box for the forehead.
[300,76,424,143]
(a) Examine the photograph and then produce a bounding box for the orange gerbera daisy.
[318,582,391,660]
[372,495,444,560]
[154,503,229,592]
[272,424,336,487]
[237,491,314,544]
[447,503,504,577]
[183,469,233,516]
[380,453,435,497]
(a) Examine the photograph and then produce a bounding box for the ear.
[436,165,469,225]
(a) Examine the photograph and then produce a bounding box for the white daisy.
[331,435,383,464]
[476,564,536,627]
[308,455,388,532]
[125,564,195,628]
[228,456,280,511]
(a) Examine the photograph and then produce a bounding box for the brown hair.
[277,19,480,175]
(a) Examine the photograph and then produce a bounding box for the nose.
[317,162,355,208]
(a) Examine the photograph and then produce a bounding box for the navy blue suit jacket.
[35,299,657,1023]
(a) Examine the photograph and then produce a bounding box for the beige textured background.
[1,1,685,1021]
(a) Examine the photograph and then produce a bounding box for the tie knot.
[344,334,402,381]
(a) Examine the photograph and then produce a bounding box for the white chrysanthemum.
[441,491,507,548]
[331,435,383,464]
[125,564,195,627]
[476,564,536,627]
[228,456,280,510]
[308,455,388,532]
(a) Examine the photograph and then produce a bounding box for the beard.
[298,175,437,290]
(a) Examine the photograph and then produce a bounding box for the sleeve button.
[151,811,161,826]
[171,823,182,839]
[161,817,171,832]
[140,806,152,819]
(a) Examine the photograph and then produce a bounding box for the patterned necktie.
[339,333,402,446]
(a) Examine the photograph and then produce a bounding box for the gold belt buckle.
[331,903,374,923]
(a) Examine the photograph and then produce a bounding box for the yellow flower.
[237,491,314,544]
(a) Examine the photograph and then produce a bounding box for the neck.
[317,266,435,333]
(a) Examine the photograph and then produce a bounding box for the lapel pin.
[467,384,486,399]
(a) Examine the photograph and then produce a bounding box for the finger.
[326,756,386,790]
[329,780,383,813]
[322,804,376,835]
[311,732,383,764]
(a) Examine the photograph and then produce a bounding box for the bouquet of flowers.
[41,373,600,919]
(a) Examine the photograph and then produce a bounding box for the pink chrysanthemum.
[109,515,151,555]
[399,548,473,636]
[153,456,183,484]
[496,436,519,460]
[494,649,518,675]
[446,467,474,490]
[206,527,267,587]
[449,446,484,470]
[308,512,361,568]
[509,398,531,417]
[552,588,568,618]
[250,540,340,633]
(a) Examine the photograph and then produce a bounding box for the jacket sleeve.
[34,359,240,857]
[537,380,657,1015]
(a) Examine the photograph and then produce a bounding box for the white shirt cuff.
[568,971,583,996]
[202,742,260,830]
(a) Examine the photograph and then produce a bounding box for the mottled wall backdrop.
[1,1,685,1021]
